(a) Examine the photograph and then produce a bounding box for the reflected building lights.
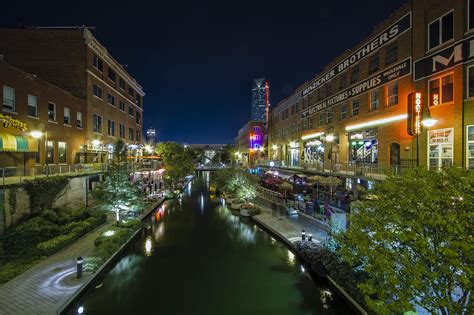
[300,265,305,273]
[200,193,204,214]
[144,237,153,256]
[287,250,295,266]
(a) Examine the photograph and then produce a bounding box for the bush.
[36,233,78,256]
[56,207,89,225]
[41,209,58,223]
[120,218,141,230]
[2,217,60,255]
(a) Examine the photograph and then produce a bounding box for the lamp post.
[30,129,49,176]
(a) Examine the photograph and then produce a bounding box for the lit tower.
[146,128,156,144]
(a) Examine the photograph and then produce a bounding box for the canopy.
[320,176,342,186]
[0,132,38,152]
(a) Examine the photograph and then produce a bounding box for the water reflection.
[144,237,153,256]
[215,204,256,244]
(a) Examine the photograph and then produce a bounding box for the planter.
[230,202,243,210]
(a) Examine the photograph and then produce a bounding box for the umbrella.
[320,176,342,186]
[308,175,325,183]
[278,182,293,205]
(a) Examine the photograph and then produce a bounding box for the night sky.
[2,0,406,144]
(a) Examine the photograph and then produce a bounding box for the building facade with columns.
[268,0,474,178]
[0,27,144,164]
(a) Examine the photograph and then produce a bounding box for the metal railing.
[258,159,416,180]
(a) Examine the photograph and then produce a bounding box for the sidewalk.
[0,197,165,315]
[253,201,328,245]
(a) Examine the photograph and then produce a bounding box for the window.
[64,107,71,125]
[319,113,325,126]
[470,0,474,30]
[119,101,125,111]
[368,53,379,74]
[108,119,115,136]
[128,87,135,97]
[108,68,116,82]
[428,11,454,50]
[128,106,134,117]
[93,114,103,133]
[93,84,103,99]
[119,124,125,138]
[136,132,141,142]
[327,112,333,124]
[107,94,115,106]
[48,102,56,121]
[119,78,125,90]
[46,141,54,164]
[3,86,15,112]
[339,74,347,90]
[468,66,474,98]
[429,73,453,106]
[387,81,398,106]
[27,94,38,117]
[351,65,359,84]
[351,99,360,116]
[385,42,398,66]
[308,116,313,129]
[129,127,134,141]
[136,95,142,108]
[77,112,83,128]
[325,84,332,97]
[428,128,453,169]
[93,55,103,72]
[340,103,347,120]
[58,142,67,164]
[467,125,474,169]
[317,88,325,101]
[370,89,380,111]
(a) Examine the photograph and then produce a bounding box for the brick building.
[268,0,474,182]
[0,27,144,163]
[235,121,265,166]
[0,60,86,168]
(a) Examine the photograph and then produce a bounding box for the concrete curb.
[251,213,367,315]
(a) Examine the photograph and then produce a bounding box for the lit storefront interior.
[348,129,378,164]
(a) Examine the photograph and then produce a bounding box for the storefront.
[348,129,378,164]
[428,128,453,169]
[287,142,300,167]
[0,114,38,168]
[303,139,324,167]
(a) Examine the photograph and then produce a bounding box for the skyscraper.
[251,78,270,127]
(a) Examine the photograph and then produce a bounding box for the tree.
[336,167,474,314]
[156,142,194,189]
[93,139,143,225]
[220,144,235,165]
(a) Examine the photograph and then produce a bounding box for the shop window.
[370,89,380,111]
[3,85,15,112]
[319,113,325,126]
[108,119,115,136]
[58,142,67,164]
[387,81,398,106]
[48,102,56,121]
[340,103,347,120]
[428,11,454,50]
[77,112,83,128]
[467,126,474,169]
[351,99,360,116]
[27,94,38,117]
[93,114,103,133]
[93,54,103,72]
[429,73,453,106]
[349,131,378,164]
[64,107,71,125]
[428,128,454,169]
[368,53,379,74]
[385,42,398,66]
[46,141,54,164]
[93,84,103,99]
[351,65,359,84]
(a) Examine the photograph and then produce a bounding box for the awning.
[0,132,38,152]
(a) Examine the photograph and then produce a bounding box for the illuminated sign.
[302,58,411,118]
[301,132,324,140]
[0,114,28,131]
[415,92,422,135]
[345,114,408,131]
[302,12,412,97]
[432,93,439,106]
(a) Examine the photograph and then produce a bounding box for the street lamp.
[30,129,49,175]
[421,118,437,127]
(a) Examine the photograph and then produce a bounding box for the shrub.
[41,209,58,223]
[36,233,78,256]
[2,217,60,255]
[56,207,89,225]
[120,218,141,230]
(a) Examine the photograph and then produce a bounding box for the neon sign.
[415,92,422,135]
[432,93,439,106]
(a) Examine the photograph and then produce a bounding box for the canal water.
[67,172,354,314]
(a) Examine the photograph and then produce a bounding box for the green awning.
[0,132,38,152]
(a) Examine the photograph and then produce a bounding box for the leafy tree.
[93,139,143,225]
[220,144,235,164]
[156,142,194,189]
[336,167,474,314]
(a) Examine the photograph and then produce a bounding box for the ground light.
[77,306,84,314]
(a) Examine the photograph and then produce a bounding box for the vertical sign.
[414,92,422,135]
[407,92,422,136]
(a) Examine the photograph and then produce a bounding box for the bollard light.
[76,256,83,279]
[301,229,306,241]
[308,234,313,242]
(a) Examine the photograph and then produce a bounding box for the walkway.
[0,198,165,315]
[253,201,328,246]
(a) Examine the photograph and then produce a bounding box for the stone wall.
[0,175,92,235]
